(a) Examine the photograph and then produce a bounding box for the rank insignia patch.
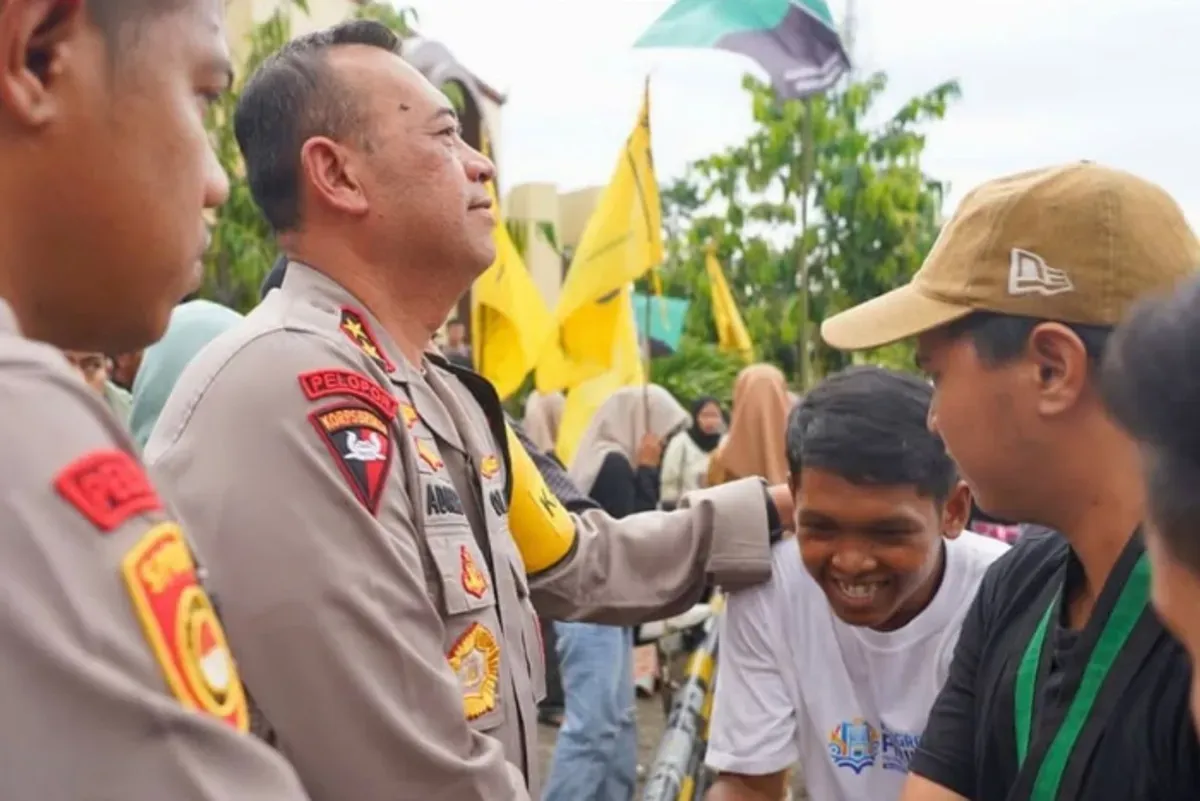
[339,307,395,373]
[55,449,162,532]
[398,402,419,430]
[298,368,398,418]
[416,439,444,472]
[460,544,489,599]
[122,523,249,731]
[479,454,500,480]
[447,622,501,721]
[310,404,393,514]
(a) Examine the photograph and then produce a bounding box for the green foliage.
[650,338,746,409]
[659,72,959,386]
[202,1,417,313]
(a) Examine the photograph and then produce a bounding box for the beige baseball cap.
[820,162,1200,351]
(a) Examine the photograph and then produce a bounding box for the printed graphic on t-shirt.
[879,721,921,772]
[828,718,921,775]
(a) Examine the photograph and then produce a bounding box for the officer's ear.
[940,480,971,540]
[0,0,87,128]
[299,136,369,219]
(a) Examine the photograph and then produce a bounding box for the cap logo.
[1008,249,1074,296]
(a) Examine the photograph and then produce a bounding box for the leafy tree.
[203,1,417,312]
[659,72,959,386]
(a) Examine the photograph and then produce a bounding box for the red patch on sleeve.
[298,369,398,418]
[309,404,394,514]
[55,449,162,532]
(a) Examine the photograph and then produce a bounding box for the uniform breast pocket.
[428,532,506,732]
[508,556,546,703]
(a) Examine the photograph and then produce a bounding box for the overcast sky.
[407,0,1200,228]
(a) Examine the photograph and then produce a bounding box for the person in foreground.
[704,366,1006,801]
[145,21,790,801]
[1100,274,1200,732]
[820,162,1200,801]
[0,0,308,797]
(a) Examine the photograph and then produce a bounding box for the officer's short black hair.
[1101,275,1200,574]
[942,312,1112,375]
[234,20,401,233]
[786,365,957,504]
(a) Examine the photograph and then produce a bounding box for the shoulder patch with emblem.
[121,522,249,730]
[55,449,162,532]
[447,622,500,721]
[298,368,398,418]
[460,544,489,598]
[339,307,395,373]
[309,404,393,514]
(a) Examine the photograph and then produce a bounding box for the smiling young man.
[704,366,1008,801]
[820,163,1200,801]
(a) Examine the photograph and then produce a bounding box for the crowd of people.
[5,3,1200,801]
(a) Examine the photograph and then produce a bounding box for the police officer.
[145,20,786,801]
[0,0,309,797]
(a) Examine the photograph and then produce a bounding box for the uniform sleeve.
[705,581,799,776]
[147,336,530,801]
[527,473,772,625]
[0,362,306,800]
[907,566,989,796]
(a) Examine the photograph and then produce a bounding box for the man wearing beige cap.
[821,163,1200,801]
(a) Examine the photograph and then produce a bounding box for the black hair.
[1101,275,1200,572]
[234,20,401,233]
[942,312,1112,373]
[786,365,957,503]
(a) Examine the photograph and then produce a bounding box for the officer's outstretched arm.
[147,334,531,801]
[506,421,783,625]
[0,359,306,800]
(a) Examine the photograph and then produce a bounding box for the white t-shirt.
[706,532,1009,801]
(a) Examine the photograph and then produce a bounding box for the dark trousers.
[539,616,565,710]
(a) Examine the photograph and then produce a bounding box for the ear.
[1027,322,1090,417]
[0,0,86,128]
[940,480,971,539]
[298,136,369,220]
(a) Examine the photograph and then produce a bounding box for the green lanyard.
[1012,554,1150,801]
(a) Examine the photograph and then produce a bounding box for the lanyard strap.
[1012,554,1150,801]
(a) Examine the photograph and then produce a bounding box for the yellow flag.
[469,130,554,399]
[537,78,662,393]
[706,245,753,359]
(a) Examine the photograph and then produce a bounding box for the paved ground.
[536,695,808,799]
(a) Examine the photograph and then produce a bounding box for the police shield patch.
[310,404,393,514]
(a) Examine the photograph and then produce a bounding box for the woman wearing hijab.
[129,300,243,449]
[521,390,566,456]
[660,395,724,509]
[542,385,691,801]
[707,363,791,487]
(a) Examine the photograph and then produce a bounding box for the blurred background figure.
[64,351,132,425]
[129,300,243,450]
[707,363,790,486]
[660,395,724,510]
[543,385,689,801]
[442,318,473,369]
[523,389,566,457]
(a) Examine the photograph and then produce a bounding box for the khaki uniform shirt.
[145,262,773,801]
[0,300,308,800]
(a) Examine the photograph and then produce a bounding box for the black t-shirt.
[911,528,1199,800]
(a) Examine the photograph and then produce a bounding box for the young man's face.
[1144,524,1200,733]
[0,0,231,352]
[793,468,970,630]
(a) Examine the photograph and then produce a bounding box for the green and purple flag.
[635,0,850,100]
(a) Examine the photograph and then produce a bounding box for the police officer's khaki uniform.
[0,300,308,800]
[145,262,774,801]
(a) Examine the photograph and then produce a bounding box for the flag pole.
[642,72,655,434]
[795,96,815,390]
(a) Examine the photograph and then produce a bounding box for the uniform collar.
[281,260,421,384]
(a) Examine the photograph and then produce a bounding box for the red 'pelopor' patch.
[55,449,162,531]
[298,368,398,418]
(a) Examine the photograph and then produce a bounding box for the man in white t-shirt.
[705,366,1009,801]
